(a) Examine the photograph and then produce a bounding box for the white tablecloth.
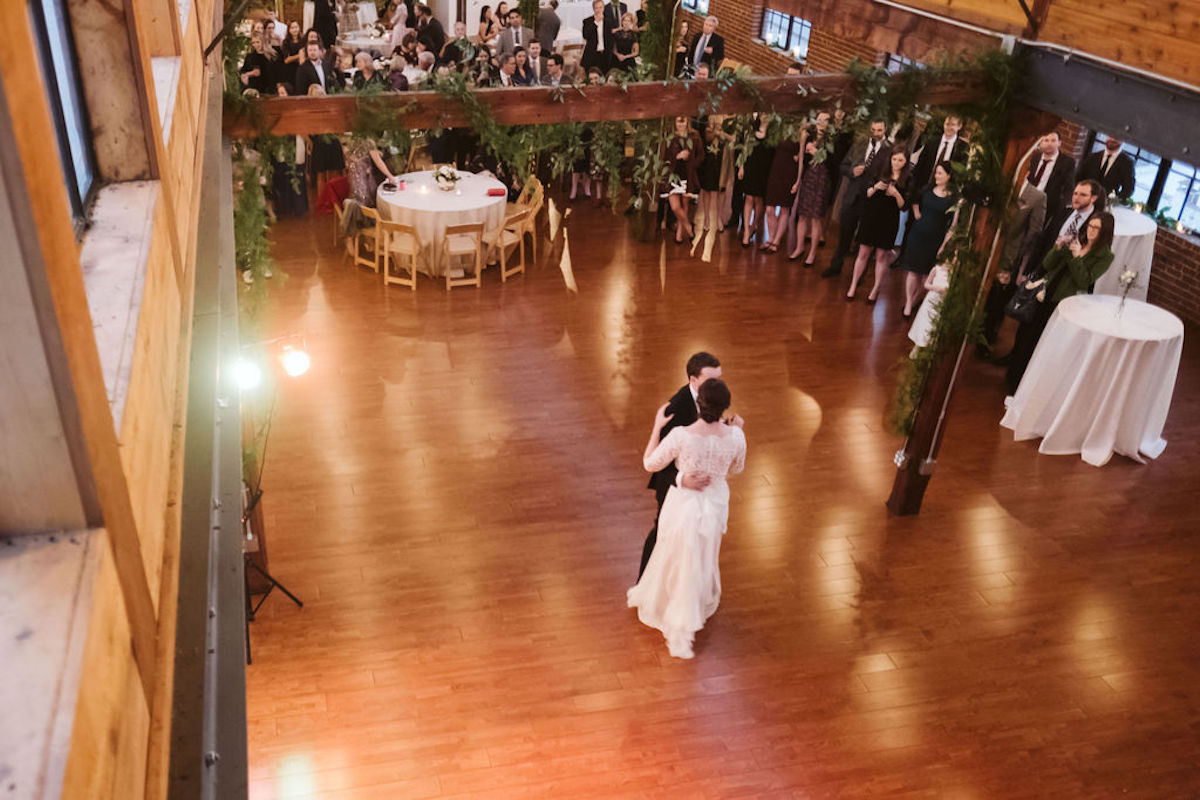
[304,2,378,35]
[464,0,640,40]
[340,33,394,57]
[1000,294,1183,466]
[1095,206,1156,301]
[555,26,583,47]
[376,170,508,276]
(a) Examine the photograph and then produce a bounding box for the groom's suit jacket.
[646,384,699,507]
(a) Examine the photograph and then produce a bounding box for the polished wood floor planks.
[245,202,1200,799]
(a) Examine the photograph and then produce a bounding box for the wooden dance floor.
[246,206,1200,799]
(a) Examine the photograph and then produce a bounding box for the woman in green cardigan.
[1006,211,1116,393]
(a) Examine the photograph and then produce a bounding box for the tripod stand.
[243,553,303,664]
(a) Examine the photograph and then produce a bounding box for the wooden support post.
[886,105,1063,517]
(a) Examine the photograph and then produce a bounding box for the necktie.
[1065,212,1081,239]
[514,28,521,46]
[695,35,706,65]
[935,140,948,165]
[1032,158,1050,186]
[1102,154,1112,175]
[864,141,877,168]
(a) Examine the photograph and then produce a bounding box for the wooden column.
[887,105,1063,516]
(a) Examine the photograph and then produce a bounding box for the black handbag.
[1004,274,1048,324]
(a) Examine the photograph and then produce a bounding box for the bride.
[628,379,746,659]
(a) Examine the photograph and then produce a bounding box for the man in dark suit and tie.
[496,9,532,57]
[294,39,337,95]
[581,0,611,73]
[910,114,969,194]
[640,352,723,579]
[823,118,891,278]
[603,0,628,40]
[536,1,561,54]
[1078,136,1136,199]
[1025,130,1075,213]
[415,4,446,55]
[687,15,725,72]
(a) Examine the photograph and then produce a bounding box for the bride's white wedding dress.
[628,424,746,659]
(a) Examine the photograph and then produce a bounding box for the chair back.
[442,222,485,289]
[378,219,420,289]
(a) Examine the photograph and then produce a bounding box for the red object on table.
[487,188,507,196]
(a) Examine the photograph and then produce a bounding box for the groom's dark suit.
[640,384,698,578]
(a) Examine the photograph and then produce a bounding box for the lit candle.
[1176,220,1185,232]
[1134,203,1143,213]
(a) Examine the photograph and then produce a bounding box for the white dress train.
[628,425,746,659]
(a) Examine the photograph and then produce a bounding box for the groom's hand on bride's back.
[725,414,744,428]
[680,473,711,491]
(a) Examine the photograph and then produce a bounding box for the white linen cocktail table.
[1000,294,1183,466]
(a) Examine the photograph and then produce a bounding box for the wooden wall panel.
[884,0,1027,32]
[1040,0,1200,86]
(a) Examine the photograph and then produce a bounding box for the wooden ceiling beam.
[222,72,991,137]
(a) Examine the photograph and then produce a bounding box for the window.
[681,0,710,13]
[29,0,97,227]
[761,9,812,60]
[1159,161,1200,231]
[883,53,923,73]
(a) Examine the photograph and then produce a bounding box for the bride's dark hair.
[697,379,731,423]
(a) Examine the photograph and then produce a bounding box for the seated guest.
[527,41,547,84]
[415,4,446,54]
[496,52,518,87]
[542,52,572,86]
[353,52,385,90]
[295,38,338,94]
[411,51,436,86]
[472,44,496,86]
[1005,211,1115,393]
[1078,136,1136,200]
[512,47,535,85]
[387,53,410,90]
[443,20,472,63]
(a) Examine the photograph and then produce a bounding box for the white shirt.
[592,15,605,50]
[313,61,325,89]
[512,26,523,46]
[1030,152,1059,194]
[694,34,709,65]
[932,136,958,165]
[1058,203,1094,239]
[1100,150,1118,174]
[688,384,701,413]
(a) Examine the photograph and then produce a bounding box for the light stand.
[242,488,302,665]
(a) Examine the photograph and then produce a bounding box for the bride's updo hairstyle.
[697,379,731,423]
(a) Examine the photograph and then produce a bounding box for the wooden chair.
[506,177,544,264]
[379,219,420,290]
[354,206,381,274]
[441,222,485,290]
[489,208,529,282]
[334,200,361,262]
[333,199,346,248]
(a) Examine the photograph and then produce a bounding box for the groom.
[639,352,723,579]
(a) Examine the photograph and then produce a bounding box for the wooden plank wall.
[1039,0,1200,86]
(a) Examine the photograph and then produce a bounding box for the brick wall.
[1148,230,1200,327]
[678,1,877,76]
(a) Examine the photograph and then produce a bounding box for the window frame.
[760,8,813,61]
[28,0,99,234]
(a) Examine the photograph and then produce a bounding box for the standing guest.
[979,181,1046,357]
[581,0,611,73]
[787,111,834,266]
[695,116,731,240]
[416,4,446,54]
[1027,178,1107,287]
[569,120,595,200]
[908,261,951,350]
[478,5,500,43]
[239,33,274,93]
[278,21,305,88]
[497,10,531,57]
[495,52,517,86]
[672,20,691,77]
[387,52,411,90]
[603,0,628,40]
[612,12,639,73]
[738,115,774,248]
[1078,136,1136,199]
[823,118,890,279]
[897,162,958,318]
[541,52,572,86]
[664,115,704,243]
[305,86,345,199]
[537,0,561,54]
[341,135,398,207]
[294,38,337,94]
[352,52,384,90]
[512,46,535,85]
[269,86,308,218]
[760,128,799,254]
[1026,131,1075,215]
[263,15,285,47]
[1005,212,1115,393]
[389,2,410,50]
[312,0,338,61]
[687,15,725,72]
[527,41,547,84]
[847,149,911,303]
[910,115,968,196]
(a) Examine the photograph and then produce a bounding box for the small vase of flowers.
[1116,269,1138,318]
[433,164,460,191]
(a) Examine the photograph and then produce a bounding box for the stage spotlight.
[281,347,311,377]
[233,358,262,390]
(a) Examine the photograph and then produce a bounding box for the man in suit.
[295,39,337,95]
[603,0,628,39]
[978,181,1047,357]
[536,0,561,54]
[687,15,725,72]
[527,42,548,84]
[1078,136,1136,199]
[640,352,729,579]
[581,0,611,73]
[541,53,572,86]
[910,115,968,195]
[496,10,532,58]
[495,52,517,86]
[1026,130,1075,213]
[822,119,891,278]
[415,4,445,55]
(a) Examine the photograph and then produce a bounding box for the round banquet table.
[555,26,583,47]
[339,32,395,57]
[1000,294,1183,466]
[375,170,508,277]
[1093,206,1157,302]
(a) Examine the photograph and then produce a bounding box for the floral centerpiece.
[1116,269,1138,318]
[433,164,461,191]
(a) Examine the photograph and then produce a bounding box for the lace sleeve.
[728,427,747,475]
[644,428,684,473]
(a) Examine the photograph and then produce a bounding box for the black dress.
[764,140,799,207]
[240,51,273,93]
[856,176,909,249]
[613,30,637,72]
[278,38,303,90]
[313,0,338,50]
[698,139,724,192]
[741,136,774,199]
[310,134,345,174]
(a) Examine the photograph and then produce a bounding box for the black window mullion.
[1147,158,1172,212]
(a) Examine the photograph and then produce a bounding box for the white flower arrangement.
[1116,269,1139,318]
[433,165,461,190]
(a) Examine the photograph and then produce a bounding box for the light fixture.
[280,347,311,377]
[233,358,263,390]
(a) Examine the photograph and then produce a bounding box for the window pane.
[1160,161,1199,229]
[787,19,811,58]
[761,10,788,47]
[1129,154,1159,206]
[32,0,95,210]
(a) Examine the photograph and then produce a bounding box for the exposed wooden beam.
[223,72,991,137]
